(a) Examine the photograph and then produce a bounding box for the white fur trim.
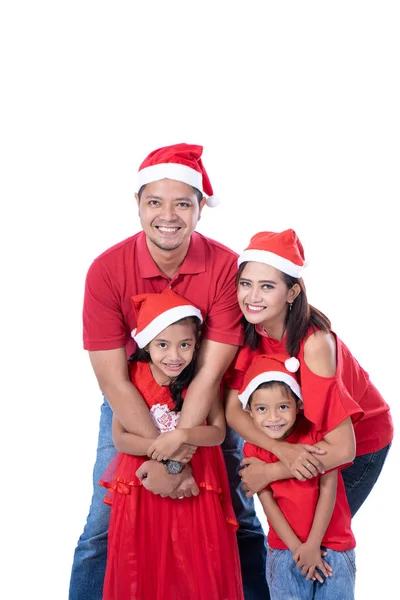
[133,305,203,348]
[205,195,220,207]
[285,357,300,372]
[238,371,302,410]
[238,249,304,278]
[137,163,203,193]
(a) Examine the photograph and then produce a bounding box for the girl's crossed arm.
[147,398,226,461]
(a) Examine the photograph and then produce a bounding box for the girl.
[225,229,393,516]
[239,353,357,599]
[100,288,244,600]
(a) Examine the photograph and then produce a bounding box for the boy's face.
[249,384,298,440]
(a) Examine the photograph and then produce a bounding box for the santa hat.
[238,353,302,410]
[238,229,305,278]
[137,143,220,207]
[130,288,203,348]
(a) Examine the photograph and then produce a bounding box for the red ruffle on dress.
[100,361,244,600]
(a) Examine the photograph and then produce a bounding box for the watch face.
[167,460,183,474]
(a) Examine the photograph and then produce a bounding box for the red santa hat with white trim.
[238,353,302,410]
[130,288,203,349]
[238,229,306,278]
[136,143,220,207]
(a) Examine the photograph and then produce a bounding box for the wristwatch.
[161,459,184,474]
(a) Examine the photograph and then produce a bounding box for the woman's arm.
[147,399,226,461]
[240,417,355,496]
[226,387,326,479]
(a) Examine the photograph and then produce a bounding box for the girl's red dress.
[100,361,244,600]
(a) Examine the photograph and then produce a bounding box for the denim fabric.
[266,545,356,600]
[69,400,269,600]
[342,443,391,516]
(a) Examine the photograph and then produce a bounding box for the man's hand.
[292,542,333,583]
[136,460,182,496]
[164,465,200,499]
[239,457,272,497]
[147,430,186,461]
[273,442,326,480]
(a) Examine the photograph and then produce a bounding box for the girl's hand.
[170,443,198,463]
[147,430,185,461]
[239,457,272,497]
[273,442,326,480]
[292,543,333,583]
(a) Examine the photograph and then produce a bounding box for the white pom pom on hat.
[284,357,300,372]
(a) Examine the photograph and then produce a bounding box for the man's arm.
[89,348,159,437]
[177,339,238,428]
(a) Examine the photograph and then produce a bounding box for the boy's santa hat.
[130,288,203,348]
[238,353,302,410]
[136,143,220,207]
[238,229,305,278]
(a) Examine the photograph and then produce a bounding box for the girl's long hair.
[128,316,202,412]
[236,262,331,356]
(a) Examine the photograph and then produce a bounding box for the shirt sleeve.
[201,257,244,347]
[300,362,364,437]
[83,259,127,351]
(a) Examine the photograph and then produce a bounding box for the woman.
[225,229,393,516]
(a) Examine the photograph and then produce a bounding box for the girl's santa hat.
[238,353,302,410]
[137,143,220,207]
[238,229,306,278]
[131,288,203,348]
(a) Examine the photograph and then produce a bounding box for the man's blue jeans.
[266,545,356,600]
[69,399,269,600]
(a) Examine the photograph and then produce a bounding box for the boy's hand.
[147,430,186,461]
[292,542,333,583]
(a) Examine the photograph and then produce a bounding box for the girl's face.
[237,262,296,330]
[249,384,298,440]
[147,320,197,385]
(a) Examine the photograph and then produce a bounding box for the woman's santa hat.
[137,143,220,207]
[238,229,306,278]
[130,288,203,349]
[238,353,302,410]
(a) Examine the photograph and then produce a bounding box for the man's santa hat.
[238,353,302,410]
[238,229,306,278]
[130,288,203,349]
[136,143,220,207]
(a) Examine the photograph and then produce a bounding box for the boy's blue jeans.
[69,399,269,600]
[266,545,356,600]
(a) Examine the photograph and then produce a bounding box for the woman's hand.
[273,442,326,480]
[239,457,272,497]
[147,430,186,461]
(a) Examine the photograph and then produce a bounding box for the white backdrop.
[1,2,399,599]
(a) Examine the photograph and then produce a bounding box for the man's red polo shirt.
[83,231,243,355]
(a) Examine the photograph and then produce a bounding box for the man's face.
[136,179,206,252]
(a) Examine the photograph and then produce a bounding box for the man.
[69,143,269,599]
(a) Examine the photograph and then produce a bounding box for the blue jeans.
[266,545,356,600]
[342,443,391,516]
[69,399,269,600]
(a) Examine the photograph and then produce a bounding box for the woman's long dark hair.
[236,262,331,356]
[128,316,201,412]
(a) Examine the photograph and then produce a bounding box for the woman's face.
[237,262,294,328]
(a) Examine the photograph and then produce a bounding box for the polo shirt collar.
[137,231,206,278]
